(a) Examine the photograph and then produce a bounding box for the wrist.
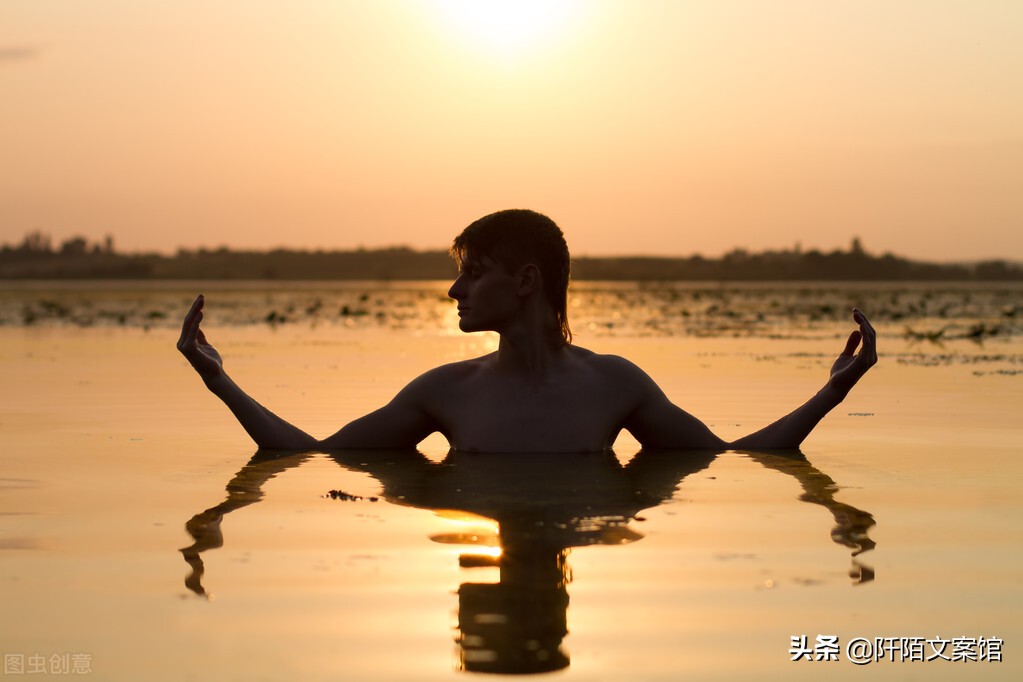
[819,383,845,406]
[203,370,231,394]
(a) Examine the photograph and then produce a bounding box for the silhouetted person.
[177,209,877,452]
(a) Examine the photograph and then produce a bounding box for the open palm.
[828,309,877,399]
[177,295,225,381]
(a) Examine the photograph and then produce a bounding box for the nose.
[448,274,465,301]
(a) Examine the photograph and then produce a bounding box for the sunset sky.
[2,0,1021,261]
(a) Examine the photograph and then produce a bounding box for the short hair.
[451,209,572,345]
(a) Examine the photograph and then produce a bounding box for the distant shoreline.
[2,242,1021,281]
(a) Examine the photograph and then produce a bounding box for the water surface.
[1,281,1019,680]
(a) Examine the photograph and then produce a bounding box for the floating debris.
[323,489,378,502]
[2,283,1020,342]
[904,325,946,342]
[965,322,1004,340]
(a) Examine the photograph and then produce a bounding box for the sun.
[433,0,584,58]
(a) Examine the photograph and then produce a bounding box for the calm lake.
[1,280,1020,680]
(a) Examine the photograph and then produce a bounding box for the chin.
[458,318,490,334]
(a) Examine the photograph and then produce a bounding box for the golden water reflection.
[180,449,875,674]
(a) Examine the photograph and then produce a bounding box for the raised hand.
[828,308,877,400]
[177,295,225,382]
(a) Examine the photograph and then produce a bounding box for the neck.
[496,321,562,379]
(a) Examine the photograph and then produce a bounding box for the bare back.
[420,346,642,452]
[325,345,667,453]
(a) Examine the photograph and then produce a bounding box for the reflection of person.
[180,448,876,672]
[177,209,877,452]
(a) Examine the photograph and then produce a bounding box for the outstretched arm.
[177,295,437,450]
[730,309,877,449]
[178,295,318,449]
[626,309,877,450]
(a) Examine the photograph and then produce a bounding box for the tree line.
[1,231,1020,281]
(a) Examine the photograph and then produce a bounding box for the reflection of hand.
[828,309,877,399]
[177,295,225,382]
[183,510,225,551]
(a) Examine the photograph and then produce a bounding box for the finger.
[841,330,861,356]
[179,309,203,355]
[852,308,878,363]
[185,311,203,351]
[197,328,208,345]
[853,308,875,336]
[853,308,877,346]
[178,295,204,347]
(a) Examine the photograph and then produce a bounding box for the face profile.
[447,254,523,335]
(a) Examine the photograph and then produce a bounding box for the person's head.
[449,209,572,345]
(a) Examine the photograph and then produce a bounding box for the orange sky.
[2,1,1021,261]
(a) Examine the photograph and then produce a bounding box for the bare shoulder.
[568,345,724,449]
[396,353,494,398]
[566,344,644,372]
[565,345,660,391]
